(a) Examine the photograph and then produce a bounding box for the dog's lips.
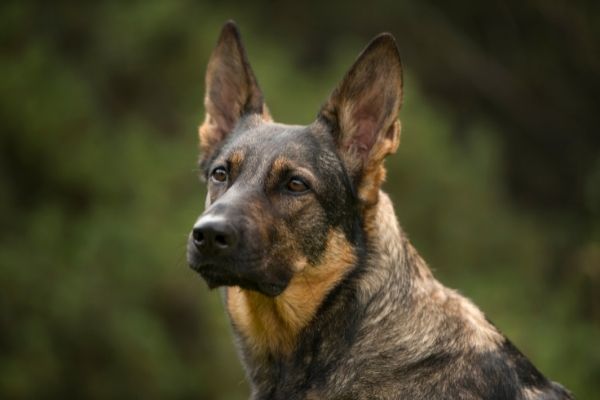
[256,282,286,297]
[190,262,231,287]
[189,262,288,297]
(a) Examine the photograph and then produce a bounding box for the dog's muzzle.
[187,213,288,297]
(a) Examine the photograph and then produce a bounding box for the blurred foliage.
[0,1,598,399]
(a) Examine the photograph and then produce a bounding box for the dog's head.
[187,21,403,297]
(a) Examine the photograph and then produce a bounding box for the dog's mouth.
[186,232,292,297]
[189,262,287,297]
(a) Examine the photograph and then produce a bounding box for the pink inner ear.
[352,117,379,155]
[348,89,385,157]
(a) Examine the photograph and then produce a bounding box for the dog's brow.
[269,157,316,183]
[227,149,245,176]
[272,157,290,174]
[229,150,244,167]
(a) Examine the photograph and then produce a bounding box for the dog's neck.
[357,192,503,348]
[356,191,427,301]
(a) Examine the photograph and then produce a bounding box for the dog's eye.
[287,177,309,193]
[211,167,228,183]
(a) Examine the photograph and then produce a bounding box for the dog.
[187,21,573,400]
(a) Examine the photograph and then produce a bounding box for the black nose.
[192,217,238,255]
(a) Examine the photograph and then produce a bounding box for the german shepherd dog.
[187,21,573,400]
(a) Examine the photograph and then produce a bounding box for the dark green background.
[1,1,598,399]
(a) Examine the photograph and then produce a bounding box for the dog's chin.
[191,264,288,297]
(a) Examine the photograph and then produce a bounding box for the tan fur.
[225,149,245,179]
[271,157,288,175]
[227,229,356,356]
[267,157,292,190]
[358,120,401,206]
[228,149,244,167]
[267,157,317,190]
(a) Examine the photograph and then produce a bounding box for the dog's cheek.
[291,205,330,266]
[267,223,301,269]
[263,195,329,274]
[260,213,310,276]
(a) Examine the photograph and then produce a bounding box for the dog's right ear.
[199,21,270,169]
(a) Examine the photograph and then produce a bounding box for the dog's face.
[188,121,355,296]
[187,22,403,297]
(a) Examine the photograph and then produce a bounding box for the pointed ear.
[199,21,271,167]
[318,33,403,206]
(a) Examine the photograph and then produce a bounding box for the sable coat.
[187,21,573,400]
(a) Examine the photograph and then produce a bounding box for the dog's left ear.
[318,33,403,207]
[199,21,270,169]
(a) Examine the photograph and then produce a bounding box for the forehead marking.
[272,157,290,174]
[229,149,244,166]
[228,149,245,178]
